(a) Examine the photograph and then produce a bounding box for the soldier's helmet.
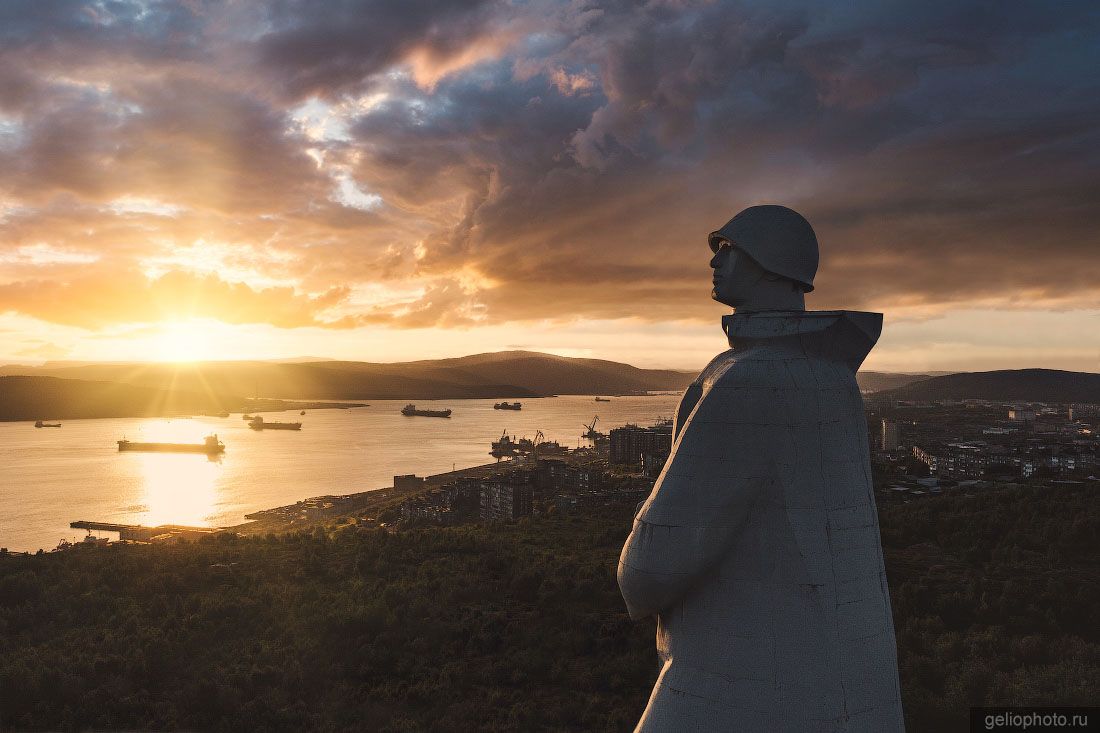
[708,204,819,293]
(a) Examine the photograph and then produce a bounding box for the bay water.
[0,394,680,552]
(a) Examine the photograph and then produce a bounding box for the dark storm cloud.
[0,0,1098,330]
[382,0,1100,320]
[255,0,508,99]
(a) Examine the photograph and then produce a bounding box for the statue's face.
[710,240,760,307]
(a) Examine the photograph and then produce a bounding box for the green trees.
[0,484,1096,731]
[884,484,1100,730]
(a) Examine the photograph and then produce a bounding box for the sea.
[0,394,682,552]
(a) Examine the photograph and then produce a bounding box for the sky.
[0,0,1097,372]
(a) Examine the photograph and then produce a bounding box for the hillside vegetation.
[1,483,1096,731]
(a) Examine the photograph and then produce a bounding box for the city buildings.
[394,401,1097,523]
[881,419,900,452]
[479,482,533,521]
[871,400,1098,481]
[609,422,673,466]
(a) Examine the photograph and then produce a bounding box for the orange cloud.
[0,268,351,329]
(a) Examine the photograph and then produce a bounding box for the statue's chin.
[711,291,737,308]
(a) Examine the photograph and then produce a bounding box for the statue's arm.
[674,382,701,440]
[617,395,763,620]
[673,350,730,440]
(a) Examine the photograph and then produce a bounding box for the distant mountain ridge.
[3,353,1093,417]
[878,368,1100,404]
[0,351,696,404]
[0,353,927,397]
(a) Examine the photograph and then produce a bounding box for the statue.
[617,205,905,732]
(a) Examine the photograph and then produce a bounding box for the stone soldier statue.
[618,205,905,732]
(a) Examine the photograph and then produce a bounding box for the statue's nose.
[709,246,727,269]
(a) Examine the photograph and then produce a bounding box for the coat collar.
[721,310,882,372]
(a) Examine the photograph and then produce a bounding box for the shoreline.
[227,459,515,536]
[3,395,683,550]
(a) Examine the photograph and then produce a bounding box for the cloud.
[254,0,511,98]
[0,268,351,329]
[0,0,1096,336]
[14,339,69,360]
[343,278,485,328]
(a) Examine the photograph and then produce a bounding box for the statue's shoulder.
[701,348,798,391]
[692,349,735,386]
[691,348,796,393]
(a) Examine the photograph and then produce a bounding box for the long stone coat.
[618,311,904,732]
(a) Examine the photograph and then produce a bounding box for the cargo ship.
[594,397,611,402]
[117,434,225,454]
[491,430,567,458]
[401,404,452,418]
[248,416,302,431]
[493,401,522,410]
[490,431,519,457]
[34,420,61,428]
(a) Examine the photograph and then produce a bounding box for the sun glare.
[152,320,214,362]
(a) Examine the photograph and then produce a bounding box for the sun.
[151,319,214,363]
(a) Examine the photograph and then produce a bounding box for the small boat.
[401,404,452,418]
[493,401,522,411]
[300,410,306,415]
[241,414,254,420]
[34,420,62,428]
[248,416,302,431]
[118,434,225,454]
[594,397,611,402]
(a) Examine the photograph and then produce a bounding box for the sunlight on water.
[125,418,219,443]
[118,419,226,527]
[132,452,222,527]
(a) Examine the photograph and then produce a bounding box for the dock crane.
[533,430,544,460]
[582,415,604,442]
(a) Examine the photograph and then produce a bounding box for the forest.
[1,483,1097,731]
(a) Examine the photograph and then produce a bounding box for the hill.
[311,351,694,398]
[856,371,939,393]
[0,351,695,401]
[878,368,1100,404]
[0,375,238,421]
[0,377,364,422]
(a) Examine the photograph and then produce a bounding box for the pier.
[70,521,221,543]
